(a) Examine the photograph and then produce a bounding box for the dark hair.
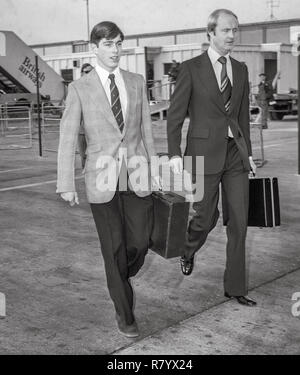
[81,63,93,73]
[207,9,238,41]
[90,21,124,46]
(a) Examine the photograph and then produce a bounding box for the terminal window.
[73,43,89,53]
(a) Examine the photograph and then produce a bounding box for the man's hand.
[151,175,163,191]
[249,156,257,176]
[60,192,79,206]
[169,156,183,174]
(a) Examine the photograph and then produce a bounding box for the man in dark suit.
[167,9,257,306]
[57,22,158,337]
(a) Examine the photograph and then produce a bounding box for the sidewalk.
[115,269,300,355]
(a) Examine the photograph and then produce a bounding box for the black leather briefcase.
[150,191,190,258]
[248,177,280,227]
[223,177,280,227]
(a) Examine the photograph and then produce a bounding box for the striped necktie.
[218,56,232,112]
[108,73,124,132]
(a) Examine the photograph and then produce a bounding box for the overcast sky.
[1,0,300,45]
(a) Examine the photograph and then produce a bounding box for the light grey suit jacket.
[56,68,156,203]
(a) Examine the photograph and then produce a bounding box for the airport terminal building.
[30,18,300,98]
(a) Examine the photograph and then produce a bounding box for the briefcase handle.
[152,190,187,201]
[153,190,177,198]
[248,170,256,179]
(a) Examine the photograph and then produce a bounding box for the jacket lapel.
[197,51,227,114]
[120,69,137,132]
[229,58,244,114]
[86,69,120,131]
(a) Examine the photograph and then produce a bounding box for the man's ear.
[207,30,215,41]
[91,43,98,54]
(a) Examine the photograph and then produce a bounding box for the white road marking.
[252,139,296,150]
[0,167,33,174]
[267,128,297,132]
[0,175,84,192]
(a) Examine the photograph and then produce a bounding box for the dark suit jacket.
[167,51,252,175]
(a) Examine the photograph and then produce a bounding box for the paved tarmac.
[0,116,299,355]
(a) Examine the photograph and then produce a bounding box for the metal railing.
[148,80,174,101]
[39,101,64,152]
[250,104,266,167]
[0,103,32,150]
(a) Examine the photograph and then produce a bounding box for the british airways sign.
[18,56,46,88]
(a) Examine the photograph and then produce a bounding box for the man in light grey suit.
[57,21,158,338]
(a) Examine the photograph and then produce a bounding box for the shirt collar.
[95,64,121,85]
[207,46,230,65]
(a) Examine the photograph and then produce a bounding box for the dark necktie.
[108,73,124,132]
[218,56,232,112]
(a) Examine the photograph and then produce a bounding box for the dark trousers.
[185,138,249,296]
[90,190,153,325]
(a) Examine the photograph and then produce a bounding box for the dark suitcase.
[150,191,190,258]
[248,177,280,227]
[222,177,280,227]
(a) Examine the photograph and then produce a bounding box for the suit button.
[121,139,124,142]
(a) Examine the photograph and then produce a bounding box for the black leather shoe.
[115,314,139,338]
[224,292,257,306]
[180,255,194,276]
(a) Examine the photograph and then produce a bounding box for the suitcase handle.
[152,190,185,201]
[153,190,175,197]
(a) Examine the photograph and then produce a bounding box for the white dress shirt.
[207,46,234,138]
[95,64,127,121]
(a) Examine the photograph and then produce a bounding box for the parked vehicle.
[268,90,298,120]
